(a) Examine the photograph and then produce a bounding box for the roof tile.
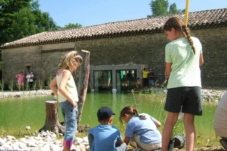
[1,8,227,49]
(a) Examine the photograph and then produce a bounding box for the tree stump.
[39,100,65,134]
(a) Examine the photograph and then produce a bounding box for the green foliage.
[62,23,82,29]
[148,0,183,17]
[38,79,43,90]
[172,120,184,137]
[32,81,37,90]
[47,75,53,87]
[25,82,29,91]
[10,8,36,40]
[169,3,182,14]
[150,0,169,17]
[0,0,33,44]
[8,79,14,91]
[0,80,4,91]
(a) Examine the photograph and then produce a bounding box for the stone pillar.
[112,69,117,92]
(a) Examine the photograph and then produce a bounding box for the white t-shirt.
[26,74,31,82]
[29,73,34,82]
[165,37,202,89]
[56,70,79,103]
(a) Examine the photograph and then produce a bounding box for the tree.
[31,0,60,32]
[0,0,33,44]
[148,0,184,18]
[169,3,181,14]
[62,23,82,29]
[149,0,169,17]
[8,8,36,41]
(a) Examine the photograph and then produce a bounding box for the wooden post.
[77,50,90,126]
[39,100,65,134]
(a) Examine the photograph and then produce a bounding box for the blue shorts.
[60,101,78,147]
[165,87,202,116]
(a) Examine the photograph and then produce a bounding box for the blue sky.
[38,0,227,27]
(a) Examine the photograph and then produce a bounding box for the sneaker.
[220,139,227,150]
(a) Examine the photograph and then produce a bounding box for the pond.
[0,91,220,147]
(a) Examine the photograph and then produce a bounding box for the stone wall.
[2,46,43,84]
[2,27,227,87]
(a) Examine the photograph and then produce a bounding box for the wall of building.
[2,45,42,84]
[2,27,227,88]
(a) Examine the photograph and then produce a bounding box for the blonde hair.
[58,51,83,69]
[163,17,195,54]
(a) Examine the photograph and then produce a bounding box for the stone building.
[1,8,227,91]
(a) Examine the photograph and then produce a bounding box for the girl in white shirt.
[50,51,83,151]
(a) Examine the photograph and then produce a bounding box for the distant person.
[126,70,133,80]
[15,71,24,90]
[121,75,127,86]
[26,72,30,83]
[161,17,204,151]
[148,69,155,87]
[214,91,227,150]
[29,72,34,89]
[135,77,142,89]
[142,68,149,88]
[88,106,127,151]
[119,106,162,151]
[49,51,83,151]
[26,72,33,90]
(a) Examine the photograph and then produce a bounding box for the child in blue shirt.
[88,107,127,151]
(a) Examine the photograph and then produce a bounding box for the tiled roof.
[1,8,227,49]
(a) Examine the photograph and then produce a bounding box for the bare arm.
[49,77,58,96]
[123,136,130,145]
[154,120,161,127]
[199,53,204,66]
[58,70,77,107]
[165,62,172,80]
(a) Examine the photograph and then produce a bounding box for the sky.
[38,0,227,27]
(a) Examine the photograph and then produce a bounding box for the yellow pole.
[184,0,190,27]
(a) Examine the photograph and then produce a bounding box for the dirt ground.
[174,146,225,151]
[127,145,226,151]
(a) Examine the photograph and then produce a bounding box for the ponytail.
[182,25,195,54]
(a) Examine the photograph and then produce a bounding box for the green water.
[0,92,219,147]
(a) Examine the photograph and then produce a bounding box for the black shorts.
[165,86,202,116]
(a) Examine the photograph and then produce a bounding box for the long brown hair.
[119,106,146,125]
[163,17,195,54]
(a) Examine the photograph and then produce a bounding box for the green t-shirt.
[165,37,202,89]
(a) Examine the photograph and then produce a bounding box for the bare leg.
[161,112,178,151]
[184,113,195,151]
[63,147,70,151]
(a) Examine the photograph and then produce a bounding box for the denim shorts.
[165,86,202,115]
[60,101,78,147]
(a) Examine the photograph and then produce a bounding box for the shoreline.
[0,88,226,100]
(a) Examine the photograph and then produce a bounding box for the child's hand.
[72,102,77,108]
